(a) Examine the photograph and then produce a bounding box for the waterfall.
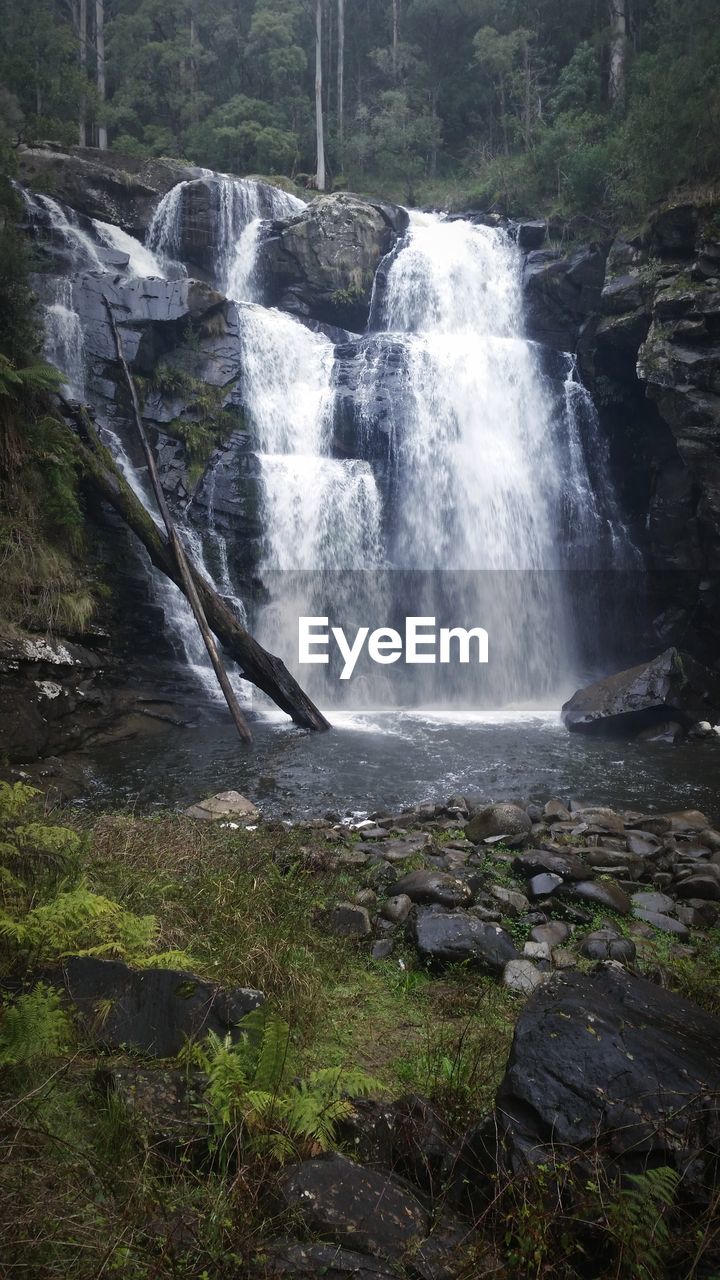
[92,219,168,279]
[43,279,86,399]
[147,174,304,301]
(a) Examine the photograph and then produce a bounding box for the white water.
[43,278,86,399]
[92,219,167,278]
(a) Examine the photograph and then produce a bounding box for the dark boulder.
[513,849,595,881]
[465,803,531,847]
[55,955,264,1057]
[558,879,631,915]
[496,967,720,1181]
[561,648,720,736]
[412,910,518,972]
[258,193,409,331]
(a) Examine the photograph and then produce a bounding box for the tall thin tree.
[608,0,627,103]
[95,0,108,148]
[315,0,326,189]
[78,0,87,145]
[337,0,345,157]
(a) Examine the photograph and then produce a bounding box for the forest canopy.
[1,0,719,221]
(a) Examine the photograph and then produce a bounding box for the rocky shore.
[3,779,718,1277]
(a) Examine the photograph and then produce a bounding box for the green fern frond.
[0,782,40,823]
[250,1010,290,1092]
[606,1165,680,1277]
[0,985,72,1067]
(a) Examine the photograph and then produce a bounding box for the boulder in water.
[259,192,409,330]
[561,648,720,736]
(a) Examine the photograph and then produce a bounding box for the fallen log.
[103,295,253,745]
[64,403,331,733]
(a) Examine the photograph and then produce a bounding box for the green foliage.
[192,1006,380,1160]
[149,362,238,467]
[604,1166,679,1278]
[0,983,72,1066]
[0,781,192,972]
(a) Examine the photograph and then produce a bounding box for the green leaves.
[0,984,72,1066]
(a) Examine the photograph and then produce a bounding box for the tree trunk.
[315,0,326,190]
[103,298,253,745]
[63,404,331,733]
[337,0,345,156]
[95,0,108,149]
[392,0,399,81]
[608,0,627,104]
[189,11,198,130]
[78,0,87,147]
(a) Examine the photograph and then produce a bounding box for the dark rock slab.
[279,1154,428,1261]
[676,873,720,901]
[559,879,631,915]
[561,648,720,735]
[529,921,571,947]
[260,1240,397,1278]
[497,967,720,1177]
[97,1065,210,1156]
[633,909,690,938]
[527,872,563,899]
[56,956,263,1057]
[412,910,518,972]
[329,903,373,937]
[513,849,595,881]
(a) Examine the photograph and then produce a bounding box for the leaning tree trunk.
[315,0,326,190]
[103,297,252,745]
[63,405,331,733]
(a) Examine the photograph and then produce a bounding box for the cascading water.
[25,163,636,719]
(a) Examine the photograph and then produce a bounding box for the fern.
[195,1008,381,1160]
[0,782,40,823]
[0,985,72,1066]
[606,1166,680,1278]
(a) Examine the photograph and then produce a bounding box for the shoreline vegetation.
[1,781,719,1277]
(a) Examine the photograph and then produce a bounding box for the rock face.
[496,967,720,1180]
[56,956,264,1057]
[580,197,720,660]
[523,243,606,350]
[562,647,720,735]
[17,144,197,237]
[259,193,409,330]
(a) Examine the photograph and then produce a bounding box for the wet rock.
[260,193,409,330]
[412,910,518,972]
[379,894,413,924]
[580,930,636,963]
[542,798,572,821]
[523,242,606,350]
[676,902,718,928]
[260,1240,397,1279]
[329,904,373,938]
[98,1065,210,1156]
[489,885,529,916]
[465,804,532,847]
[523,940,552,962]
[676,873,720,901]
[279,1153,428,1262]
[626,830,662,857]
[513,849,594,881]
[529,920,572,947]
[631,890,676,914]
[379,834,432,863]
[633,909,690,939]
[527,872,563,899]
[371,939,395,961]
[503,959,548,995]
[562,648,720,736]
[56,956,263,1057]
[388,870,473,910]
[559,879,631,915]
[185,790,260,822]
[496,967,720,1178]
